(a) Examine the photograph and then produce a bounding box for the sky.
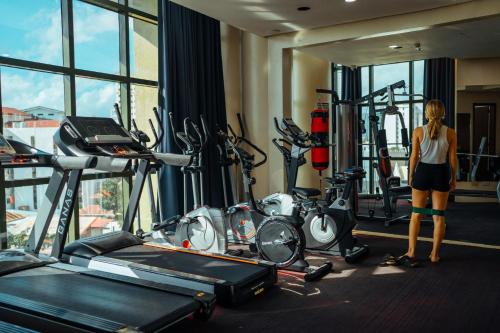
[0,0,135,117]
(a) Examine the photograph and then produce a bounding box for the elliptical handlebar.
[113,103,125,128]
[146,107,164,150]
[184,117,206,150]
[274,117,312,149]
[239,136,267,168]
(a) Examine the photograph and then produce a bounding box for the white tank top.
[419,124,449,164]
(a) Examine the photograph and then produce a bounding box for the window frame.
[0,0,158,248]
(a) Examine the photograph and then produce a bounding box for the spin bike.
[267,117,369,263]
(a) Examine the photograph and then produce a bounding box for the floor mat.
[356,202,500,246]
[171,236,500,333]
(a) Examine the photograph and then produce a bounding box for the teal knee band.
[412,207,445,216]
[412,207,432,215]
[431,209,445,216]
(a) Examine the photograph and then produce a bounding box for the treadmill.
[0,134,215,333]
[54,115,278,306]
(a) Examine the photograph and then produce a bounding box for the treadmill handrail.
[51,155,97,170]
[153,152,192,167]
[93,156,131,173]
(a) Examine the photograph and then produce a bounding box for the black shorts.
[412,162,450,192]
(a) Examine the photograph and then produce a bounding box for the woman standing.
[399,99,458,266]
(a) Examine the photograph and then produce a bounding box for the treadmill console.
[58,116,146,157]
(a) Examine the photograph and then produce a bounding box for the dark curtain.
[158,1,228,218]
[341,66,362,101]
[340,66,363,174]
[424,58,456,128]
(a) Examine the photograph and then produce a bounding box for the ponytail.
[425,100,445,140]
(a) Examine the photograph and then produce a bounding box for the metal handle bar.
[238,136,267,168]
[236,113,246,139]
[184,117,206,149]
[113,103,125,128]
[168,112,185,152]
[146,107,164,150]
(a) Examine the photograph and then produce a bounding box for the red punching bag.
[311,103,329,172]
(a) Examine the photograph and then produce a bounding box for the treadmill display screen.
[66,117,129,139]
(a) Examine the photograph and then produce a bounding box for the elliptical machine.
[268,117,369,263]
[168,113,229,254]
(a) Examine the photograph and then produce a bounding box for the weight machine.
[355,80,416,226]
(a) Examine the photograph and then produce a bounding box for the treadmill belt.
[0,321,38,333]
[0,266,198,329]
[107,245,267,283]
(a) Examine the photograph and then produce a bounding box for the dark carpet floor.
[357,201,500,246]
[170,236,500,333]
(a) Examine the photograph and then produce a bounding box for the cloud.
[1,68,64,111]
[75,79,119,117]
[73,3,118,44]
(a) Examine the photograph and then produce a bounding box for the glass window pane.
[335,69,342,99]
[130,18,158,81]
[361,66,369,96]
[79,177,126,237]
[131,84,158,229]
[129,0,157,16]
[6,183,64,250]
[360,106,370,158]
[373,62,409,102]
[75,77,121,117]
[382,103,410,149]
[73,0,120,74]
[1,66,64,179]
[360,159,371,193]
[0,0,63,65]
[391,159,409,186]
[413,103,424,129]
[413,60,424,97]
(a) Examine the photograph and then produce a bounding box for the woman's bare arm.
[448,128,458,191]
[408,127,421,186]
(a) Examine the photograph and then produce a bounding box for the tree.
[100,178,123,221]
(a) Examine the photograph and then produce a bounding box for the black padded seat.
[292,187,321,198]
[388,186,411,195]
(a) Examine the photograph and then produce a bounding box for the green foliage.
[100,178,123,221]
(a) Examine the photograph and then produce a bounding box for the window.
[0,0,63,65]
[0,0,158,249]
[356,61,425,193]
[73,1,120,74]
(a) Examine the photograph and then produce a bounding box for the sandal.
[379,253,398,266]
[397,255,420,268]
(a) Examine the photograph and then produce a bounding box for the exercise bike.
[264,117,369,263]
[219,129,332,280]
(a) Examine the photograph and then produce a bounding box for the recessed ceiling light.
[297,6,311,11]
[389,45,402,49]
[345,0,357,2]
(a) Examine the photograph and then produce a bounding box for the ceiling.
[172,0,473,37]
[298,15,500,66]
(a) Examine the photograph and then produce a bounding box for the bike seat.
[388,185,411,195]
[292,187,321,198]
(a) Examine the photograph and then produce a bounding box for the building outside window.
[0,0,158,251]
